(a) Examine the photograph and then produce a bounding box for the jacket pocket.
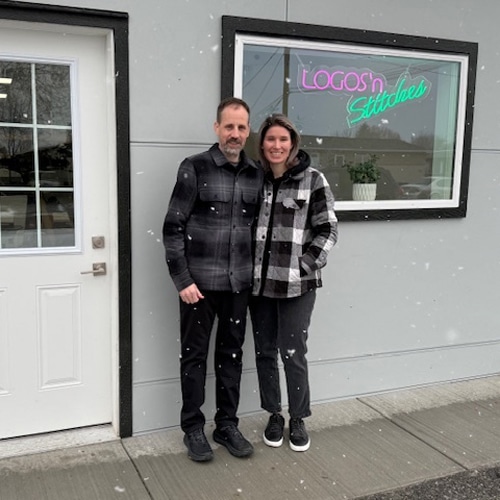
[195,188,232,223]
[199,188,231,203]
[282,197,306,210]
[242,190,258,205]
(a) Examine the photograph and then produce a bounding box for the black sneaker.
[213,425,254,458]
[263,413,285,447]
[289,418,310,452]
[183,428,214,462]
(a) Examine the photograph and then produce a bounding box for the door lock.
[81,262,107,276]
[92,236,105,249]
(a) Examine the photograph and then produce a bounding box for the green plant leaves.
[343,154,381,184]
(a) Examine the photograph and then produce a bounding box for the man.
[162,97,263,462]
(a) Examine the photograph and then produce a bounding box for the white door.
[0,23,117,439]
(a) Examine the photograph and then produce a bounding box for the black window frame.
[221,16,478,221]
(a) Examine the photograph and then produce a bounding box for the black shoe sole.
[183,435,214,462]
[213,431,254,458]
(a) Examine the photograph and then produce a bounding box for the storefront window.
[222,17,477,220]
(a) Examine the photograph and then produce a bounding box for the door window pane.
[38,129,73,188]
[36,64,71,126]
[0,61,32,124]
[0,127,34,186]
[0,60,74,251]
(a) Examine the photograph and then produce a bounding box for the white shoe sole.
[263,434,283,448]
[290,439,310,452]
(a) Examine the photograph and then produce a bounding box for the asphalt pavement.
[359,466,500,499]
[2,375,500,499]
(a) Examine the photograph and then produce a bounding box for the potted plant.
[343,154,381,201]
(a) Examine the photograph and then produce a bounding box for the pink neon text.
[300,68,385,94]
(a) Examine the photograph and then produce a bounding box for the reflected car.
[400,176,452,200]
[0,206,15,225]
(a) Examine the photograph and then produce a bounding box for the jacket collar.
[210,143,258,170]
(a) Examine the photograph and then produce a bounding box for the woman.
[250,114,338,452]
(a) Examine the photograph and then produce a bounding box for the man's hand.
[179,283,205,304]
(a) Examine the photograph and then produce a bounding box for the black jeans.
[249,290,316,419]
[179,288,250,433]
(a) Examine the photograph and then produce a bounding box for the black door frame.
[0,1,132,437]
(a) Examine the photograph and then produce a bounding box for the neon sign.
[347,72,431,127]
[298,66,431,128]
[300,66,386,94]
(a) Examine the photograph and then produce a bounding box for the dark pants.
[179,288,250,433]
[249,290,316,419]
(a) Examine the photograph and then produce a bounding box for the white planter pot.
[353,183,377,201]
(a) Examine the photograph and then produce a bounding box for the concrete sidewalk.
[2,375,500,499]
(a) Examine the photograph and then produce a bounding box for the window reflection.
[36,64,71,126]
[37,129,73,188]
[0,62,32,124]
[242,43,461,203]
[0,127,34,187]
[0,61,74,251]
[0,190,75,249]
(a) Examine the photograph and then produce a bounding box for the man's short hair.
[216,97,250,123]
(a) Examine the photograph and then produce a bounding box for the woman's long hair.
[257,114,301,172]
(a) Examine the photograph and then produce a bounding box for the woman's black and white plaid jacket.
[253,150,338,299]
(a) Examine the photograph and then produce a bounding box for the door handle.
[81,262,107,276]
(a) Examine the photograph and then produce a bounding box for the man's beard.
[222,141,242,157]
